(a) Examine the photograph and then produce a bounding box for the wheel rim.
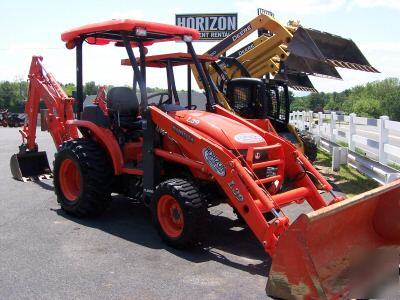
[157,195,184,238]
[59,158,81,202]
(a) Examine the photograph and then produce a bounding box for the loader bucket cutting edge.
[10,151,52,181]
[266,180,400,299]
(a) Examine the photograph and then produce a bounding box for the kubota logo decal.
[202,147,226,177]
[234,133,264,144]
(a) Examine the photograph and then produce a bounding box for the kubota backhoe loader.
[10,19,399,299]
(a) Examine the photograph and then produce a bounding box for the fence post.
[299,111,304,130]
[318,112,323,137]
[330,111,336,143]
[378,115,389,165]
[348,113,356,151]
[294,111,299,127]
[308,110,313,133]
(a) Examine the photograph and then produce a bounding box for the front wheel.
[54,139,112,217]
[152,178,207,248]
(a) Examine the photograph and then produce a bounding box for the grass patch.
[315,150,379,197]
[355,147,367,156]
[388,162,400,171]
[316,150,331,167]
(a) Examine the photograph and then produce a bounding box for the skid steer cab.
[10,19,400,298]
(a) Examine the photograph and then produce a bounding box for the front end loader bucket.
[284,54,342,79]
[275,73,318,92]
[266,180,400,299]
[10,151,52,181]
[289,26,379,73]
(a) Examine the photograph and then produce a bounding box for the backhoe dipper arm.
[21,56,78,151]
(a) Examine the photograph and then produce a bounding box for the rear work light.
[135,27,147,37]
[183,35,193,42]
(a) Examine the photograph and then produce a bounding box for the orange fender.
[66,120,124,174]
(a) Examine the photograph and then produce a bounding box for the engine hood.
[172,110,266,149]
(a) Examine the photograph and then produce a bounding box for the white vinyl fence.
[290,111,400,184]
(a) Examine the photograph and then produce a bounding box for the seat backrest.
[107,87,139,117]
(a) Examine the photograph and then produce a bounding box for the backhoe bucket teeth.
[10,151,52,181]
[266,180,400,299]
[289,26,379,73]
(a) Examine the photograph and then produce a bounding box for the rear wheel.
[152,178,207,248]
[54,139,112,217]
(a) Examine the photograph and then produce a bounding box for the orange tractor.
[10,19,400,299]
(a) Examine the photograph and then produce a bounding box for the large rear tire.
[152,178,207,249]
[54,139,112,217]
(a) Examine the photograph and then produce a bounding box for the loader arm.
[194,14,293,90]
[148,105,342,255]
[208,35,289,86]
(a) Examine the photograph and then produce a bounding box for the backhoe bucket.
[10,151,52,181]
[289,26,379,73]
[266,180,400,299]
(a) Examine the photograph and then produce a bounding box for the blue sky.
[0,0,399,93]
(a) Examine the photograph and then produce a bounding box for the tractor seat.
[107,87,142,130]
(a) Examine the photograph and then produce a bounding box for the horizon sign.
[175,13,238,41]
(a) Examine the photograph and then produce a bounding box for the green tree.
[84,81,98,95]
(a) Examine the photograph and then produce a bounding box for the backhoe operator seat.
[107,87,142,130]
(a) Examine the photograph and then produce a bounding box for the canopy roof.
[121,53,217,68]
[61,19,200,47]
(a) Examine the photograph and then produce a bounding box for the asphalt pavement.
[0,128,314,299]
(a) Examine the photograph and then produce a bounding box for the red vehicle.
[0,109,9,127]
[10,19,400,298]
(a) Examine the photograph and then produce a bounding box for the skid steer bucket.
[10,151,52,181]
[289,26,379,73]
[266,180,400,299]
[285,54,342,79]
[275,73,318,92]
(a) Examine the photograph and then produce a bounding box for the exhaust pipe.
[10,151,52,182]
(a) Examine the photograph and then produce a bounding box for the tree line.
[0,80,169,112]
[291,78,400,120]
[1,77,400,121]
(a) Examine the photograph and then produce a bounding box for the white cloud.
[235,0,346,16]
[110,9,144,20]
[235,0,400,18]
[350,0,400,10]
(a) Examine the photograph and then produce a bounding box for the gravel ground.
[0,127,335,299]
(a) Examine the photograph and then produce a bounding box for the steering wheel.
[185,104,197,110]
[147,92,171,106]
